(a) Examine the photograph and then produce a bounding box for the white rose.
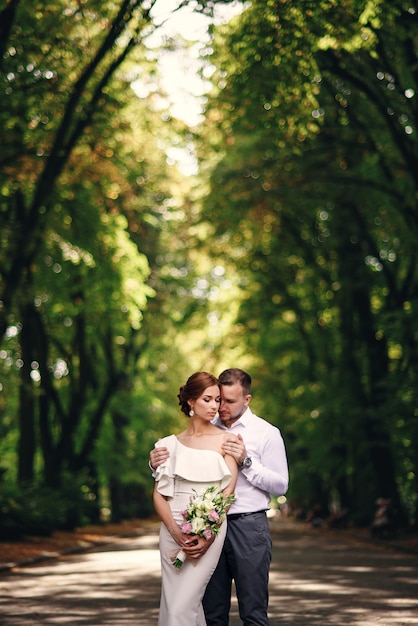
[191,517,207,534]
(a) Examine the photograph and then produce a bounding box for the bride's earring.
[189,408,194,416]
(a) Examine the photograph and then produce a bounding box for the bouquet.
[173,486,235,569]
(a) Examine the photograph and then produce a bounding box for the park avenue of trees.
[0,0,417,538]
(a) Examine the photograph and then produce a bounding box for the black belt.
[227,510,266,520]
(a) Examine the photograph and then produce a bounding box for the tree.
[0,0,244,529]
[197,0,418,524]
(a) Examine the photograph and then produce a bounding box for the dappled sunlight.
[0,536,162,625]
[270,573,358,594]
[267,525,418,625]
[1,526,418,625]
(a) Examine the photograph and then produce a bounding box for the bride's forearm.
[153,486,183,544]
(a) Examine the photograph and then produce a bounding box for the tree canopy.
[0,0,417,533]
[197,0,418,524]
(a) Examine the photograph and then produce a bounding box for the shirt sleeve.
[149,460,157,479]
[242,427,289,496]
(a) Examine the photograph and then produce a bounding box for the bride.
[153,371,238,626]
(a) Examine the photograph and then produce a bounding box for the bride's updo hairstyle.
[178,372,220,417]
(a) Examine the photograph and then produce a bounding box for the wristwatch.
[241,456,252,469]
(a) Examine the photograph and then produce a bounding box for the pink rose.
[181,521,193,534]
[203,528,213,540]
[208,510,220,522]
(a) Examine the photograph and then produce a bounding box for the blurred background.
[0,0,416,540]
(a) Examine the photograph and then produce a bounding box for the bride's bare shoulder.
[221,431,239,443]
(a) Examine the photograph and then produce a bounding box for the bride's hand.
[182,535,214,559]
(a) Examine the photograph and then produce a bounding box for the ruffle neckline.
[155,435,232,498]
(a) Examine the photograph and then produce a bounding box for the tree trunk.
[17,303,36,482]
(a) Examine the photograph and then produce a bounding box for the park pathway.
[0,519,417,625]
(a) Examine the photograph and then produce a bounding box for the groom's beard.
[219,408,246,424]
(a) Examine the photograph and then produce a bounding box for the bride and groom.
[151,368,289,625]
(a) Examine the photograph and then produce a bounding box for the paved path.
[0,520,417,625]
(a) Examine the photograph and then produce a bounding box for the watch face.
[243,457,252,468]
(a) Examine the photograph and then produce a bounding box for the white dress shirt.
[212,407,289,515]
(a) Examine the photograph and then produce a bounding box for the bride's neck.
[183,424,215,437]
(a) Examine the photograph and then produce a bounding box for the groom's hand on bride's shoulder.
[150,443,170,470]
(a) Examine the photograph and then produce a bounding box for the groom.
[150,368,289,625]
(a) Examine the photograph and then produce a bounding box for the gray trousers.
[203,511,272,625]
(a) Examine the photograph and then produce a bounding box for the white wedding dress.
[155,435,232,626]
